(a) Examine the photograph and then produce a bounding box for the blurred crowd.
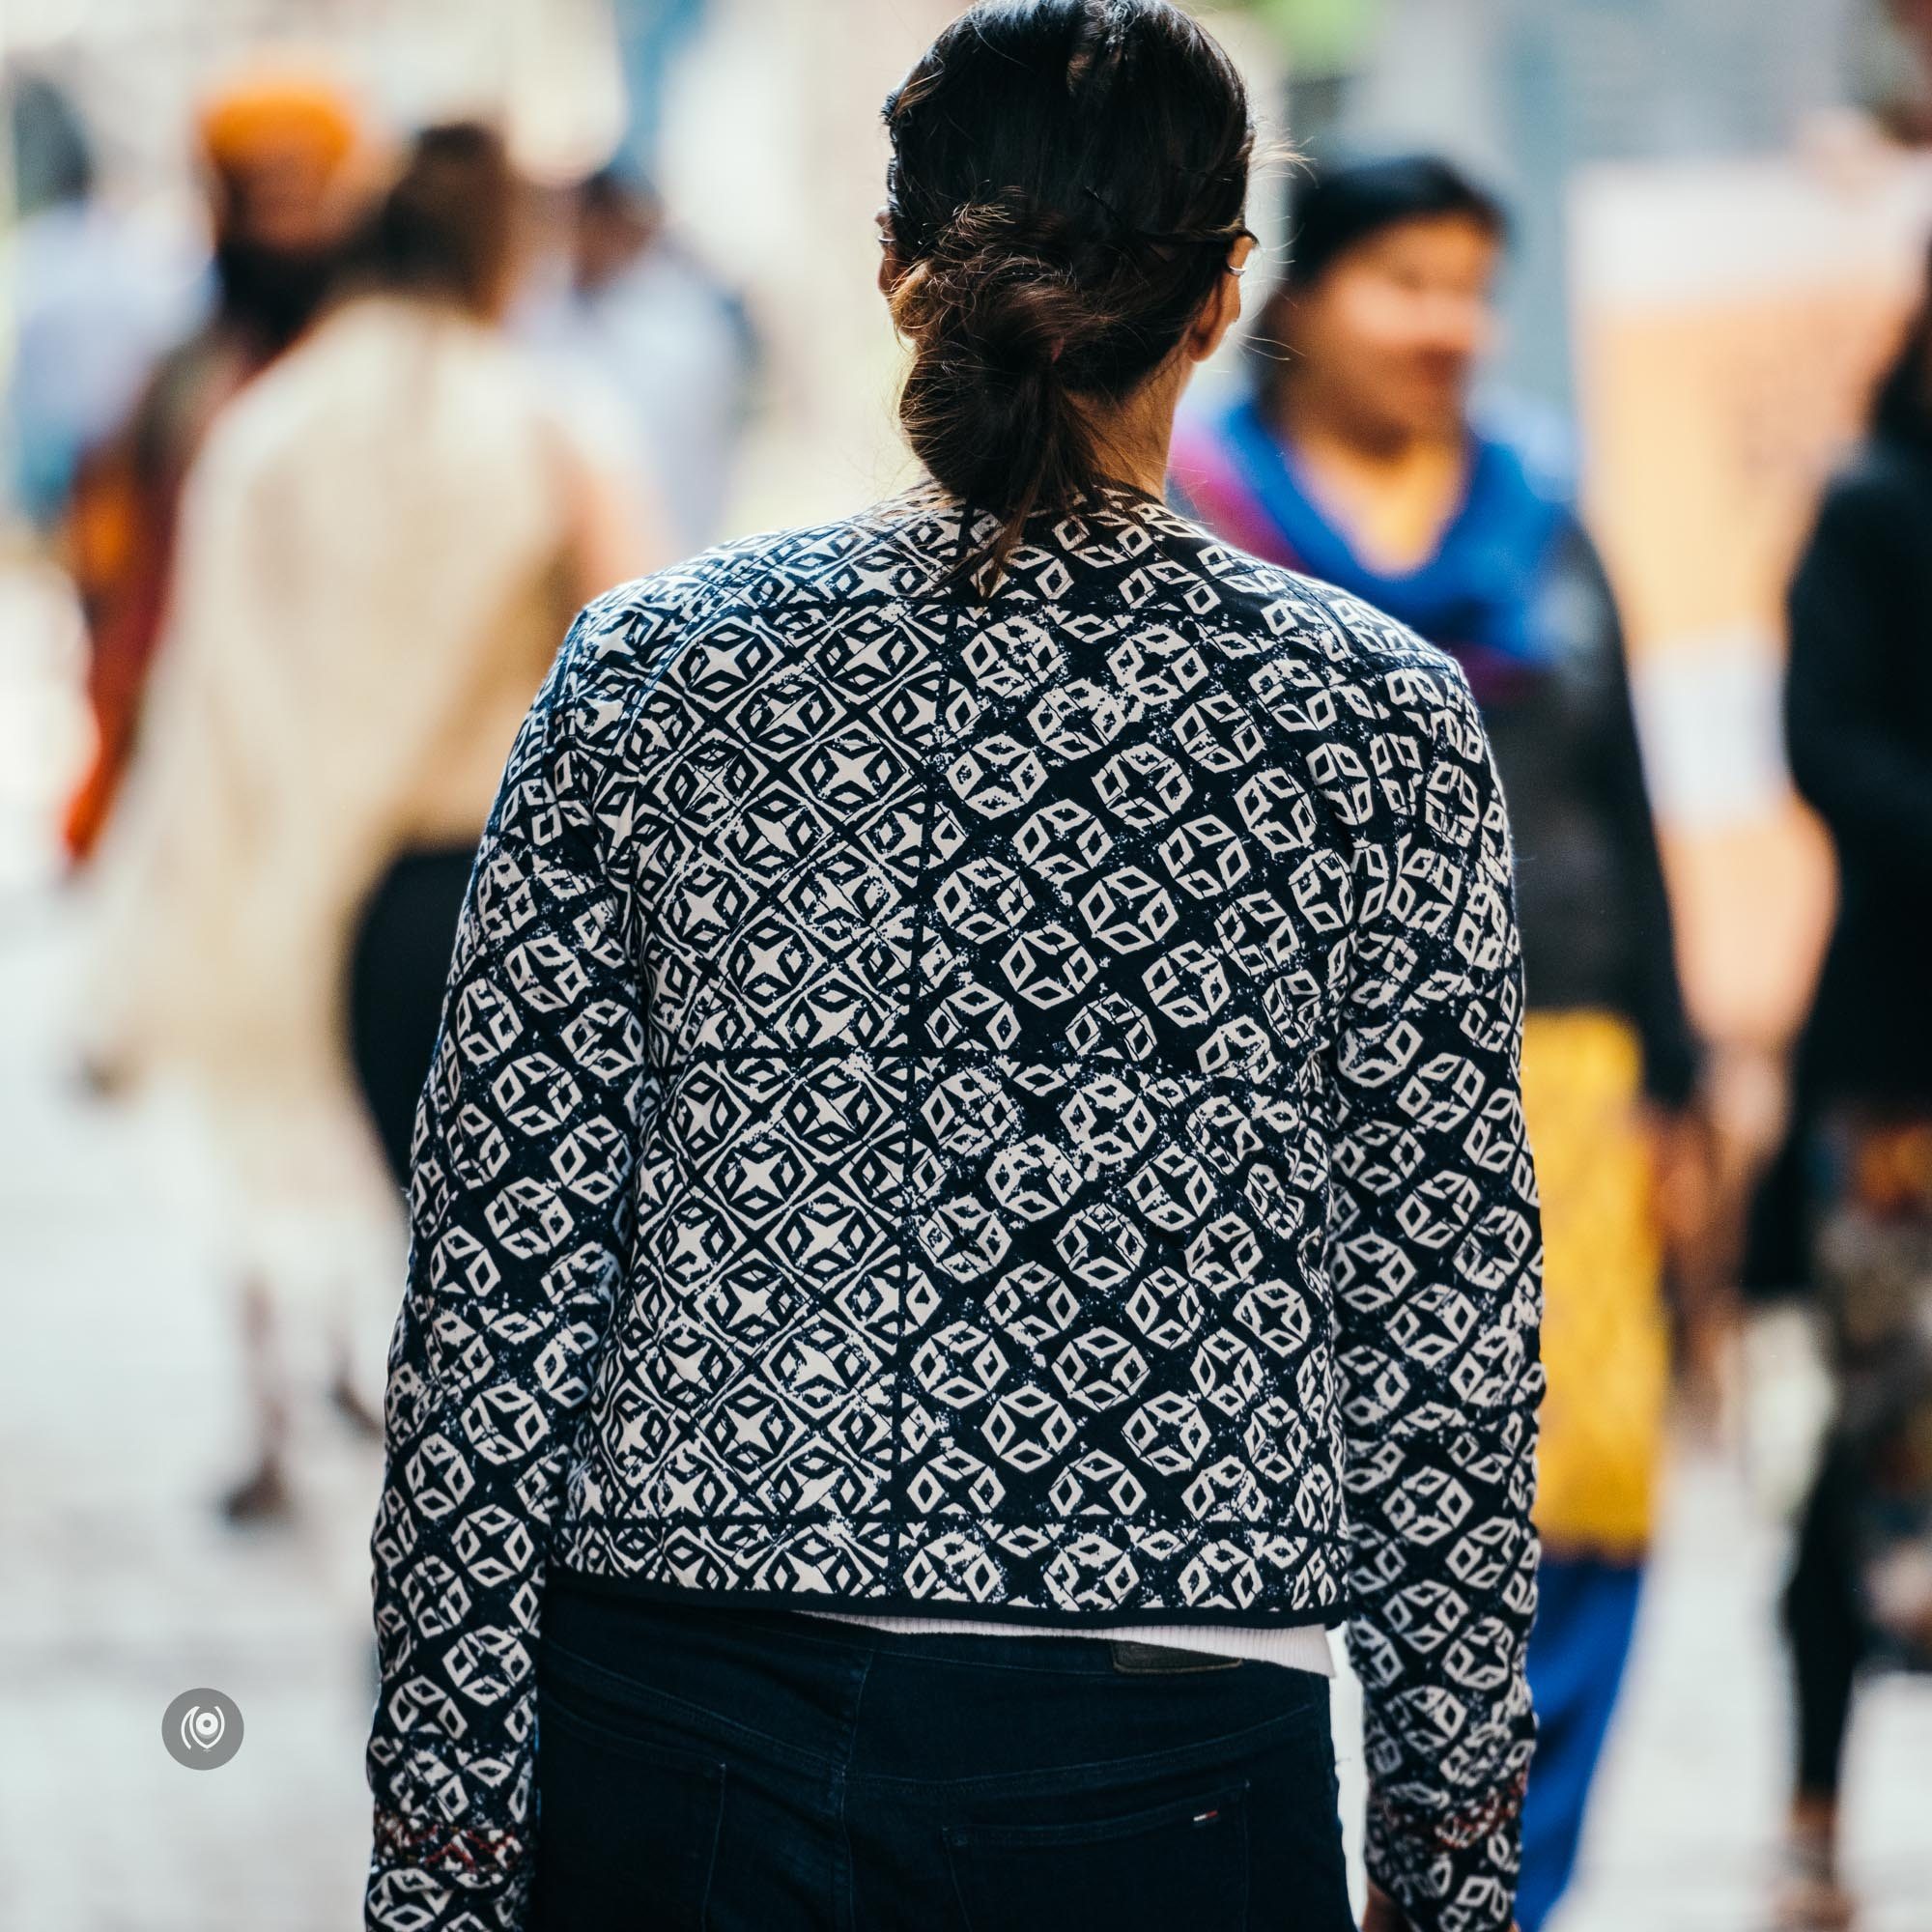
[7,58,759,1502]
[3,7,1931,1931]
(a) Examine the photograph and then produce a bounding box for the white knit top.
[800,1606,1334,1675]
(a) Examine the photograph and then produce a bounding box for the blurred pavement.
[0,895,382,1930]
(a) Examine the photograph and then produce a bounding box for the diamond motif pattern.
[366,480,1543,1932]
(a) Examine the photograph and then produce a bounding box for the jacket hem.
[544,1564,1356,1632]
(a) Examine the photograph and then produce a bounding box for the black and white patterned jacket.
[365,477,1544,1932]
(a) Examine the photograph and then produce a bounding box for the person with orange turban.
[61,67,370,862]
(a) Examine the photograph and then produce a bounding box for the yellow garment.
[1522,1009,1669,1557]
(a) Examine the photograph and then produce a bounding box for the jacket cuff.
[366,1808,528,1932]
[1364,1770,1528,1932]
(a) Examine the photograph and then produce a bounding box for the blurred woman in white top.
[82,121,661,1521]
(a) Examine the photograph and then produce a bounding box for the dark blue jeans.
[533,1575,1354,1932]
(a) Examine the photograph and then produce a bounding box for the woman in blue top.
[1172,155,1699,1932]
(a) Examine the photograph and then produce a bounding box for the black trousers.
[1782,1434,1874,1800]
[532,1575,1355,1932]
[346,844,477,1187]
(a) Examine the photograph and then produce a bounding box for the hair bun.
[897,190,1111,376]
[882,0,1253,586]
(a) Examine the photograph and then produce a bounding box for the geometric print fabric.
[366,476,1544,1932]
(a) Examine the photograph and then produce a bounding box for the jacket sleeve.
[1327,662,1544,1932]
[1555,522,1697,1109]
[364,610,649,1930]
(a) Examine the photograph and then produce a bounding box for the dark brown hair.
[883,0,1254,587]
[349,121,516,319]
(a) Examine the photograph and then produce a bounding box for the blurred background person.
[1,70,203,539]
[1771,242,1932,1932]
[57,65,368,864]
[519,162,759,557]
[1170,154,1703,1932]
[77,120,660,1523]
[4,6,1932,1926]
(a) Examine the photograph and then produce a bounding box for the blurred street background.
[5,2,1932,1928]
